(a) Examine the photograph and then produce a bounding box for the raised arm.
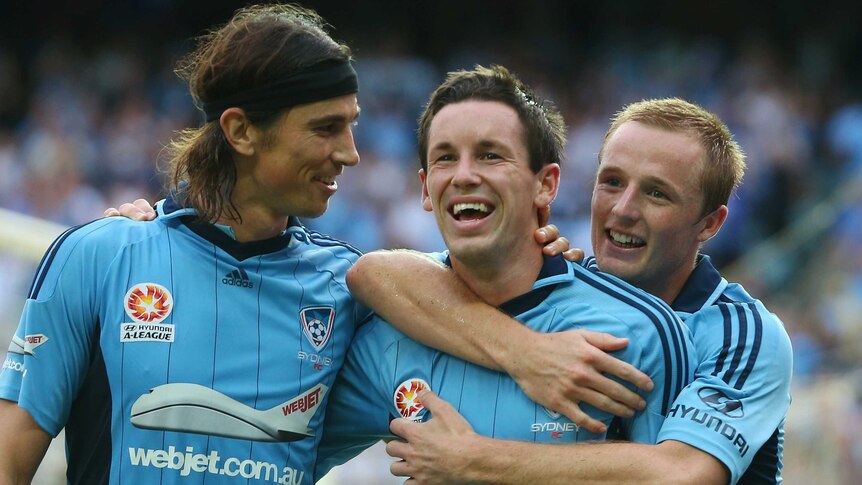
[346,250,653,433]
[0,400,52,485]
[387,390,728,485]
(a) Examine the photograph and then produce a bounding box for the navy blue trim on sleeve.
[28,224,83,300]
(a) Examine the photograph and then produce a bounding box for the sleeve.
[0,224,106,437]
[657,303,793,484]
[314,318,401,479]
[623,308,698,444]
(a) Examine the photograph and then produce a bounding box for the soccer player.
[0,5,651,485]
[357,99,793,484]
[313,66,696,478]
[0,5,366,484]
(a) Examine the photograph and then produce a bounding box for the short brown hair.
[417,65,566,173]
[599,98,745,216]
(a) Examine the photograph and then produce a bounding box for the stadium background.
[1,0,860,482]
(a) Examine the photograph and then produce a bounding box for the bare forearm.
[0,400,51,485]
[346,250,530,371]
[453,438,727,485]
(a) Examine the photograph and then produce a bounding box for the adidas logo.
[222,268,254,289]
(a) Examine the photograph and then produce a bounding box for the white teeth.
[610,230,644,245]
[453,202,490,215]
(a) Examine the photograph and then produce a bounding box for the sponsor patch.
[23,334,49,355]
[121,323,175,343]
[2,358,25,374]
[125,283,173,323]
[698,387,744,418]
[299,306,335,351]
[393,378,430,420]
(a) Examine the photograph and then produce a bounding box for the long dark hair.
[164,4,352,223]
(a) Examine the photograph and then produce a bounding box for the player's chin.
[297,201,332,219]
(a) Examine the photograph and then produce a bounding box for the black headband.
[201,59,358,122]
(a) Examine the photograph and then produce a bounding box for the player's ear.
[697,204,728,242]
[220,107,259,157]
[419,169,432,212]
[534,163,561,208]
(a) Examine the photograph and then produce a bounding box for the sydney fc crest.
[299,306,335,351]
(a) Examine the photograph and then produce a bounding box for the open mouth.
[608,229,645,248]
[314,176,338,189]
[450,202,494,221]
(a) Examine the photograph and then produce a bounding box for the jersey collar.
[440,252,573,317]
[156,196,304,261]
[670,254,728,313]
[499,254,572,316]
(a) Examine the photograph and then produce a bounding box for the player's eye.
[648,189,667,199]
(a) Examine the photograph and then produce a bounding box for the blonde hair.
[600,98,746,216]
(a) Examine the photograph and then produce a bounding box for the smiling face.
[241,93,361,219]
[421,100,559,271]
[590,120,726,302]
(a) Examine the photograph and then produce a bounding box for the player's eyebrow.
[308,110,360,126]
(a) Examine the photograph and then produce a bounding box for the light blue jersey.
[315,253,696,478]
[587,255,792,484]
[0,197,369,485]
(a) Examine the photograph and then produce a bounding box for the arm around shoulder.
[346,249,532,370]
[0,399,52,485]
[445,437,729,485]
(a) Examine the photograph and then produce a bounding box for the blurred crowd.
[1,1,861,482]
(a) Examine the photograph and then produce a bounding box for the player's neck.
[449,245,544,308]
[215,205,288,243]
[651,259,699,306]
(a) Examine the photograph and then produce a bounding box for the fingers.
[390,455,412,478]
[104,199,157,220]
[600,356,654,393]
[386,438,408,459]
[551,362,643,419]
[551,401,608,434]
[590,355,654,396]
[132,198,154,211]
[415,389,443,412]
[576,330,652,392]
[534,224,559,244]
[542,237,571,256]
[119,201,156,221]
[579,329,629,351]
[579,377,645,415]
[390,417,414,439]
[562,248,585,263]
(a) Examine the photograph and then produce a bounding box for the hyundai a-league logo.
[394,378,429,421]
[299,306,335,351]
[124,283,173,323]
[698,387,744,418]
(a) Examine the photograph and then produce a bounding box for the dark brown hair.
[164,4,351,222]
[417,65,566,174]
